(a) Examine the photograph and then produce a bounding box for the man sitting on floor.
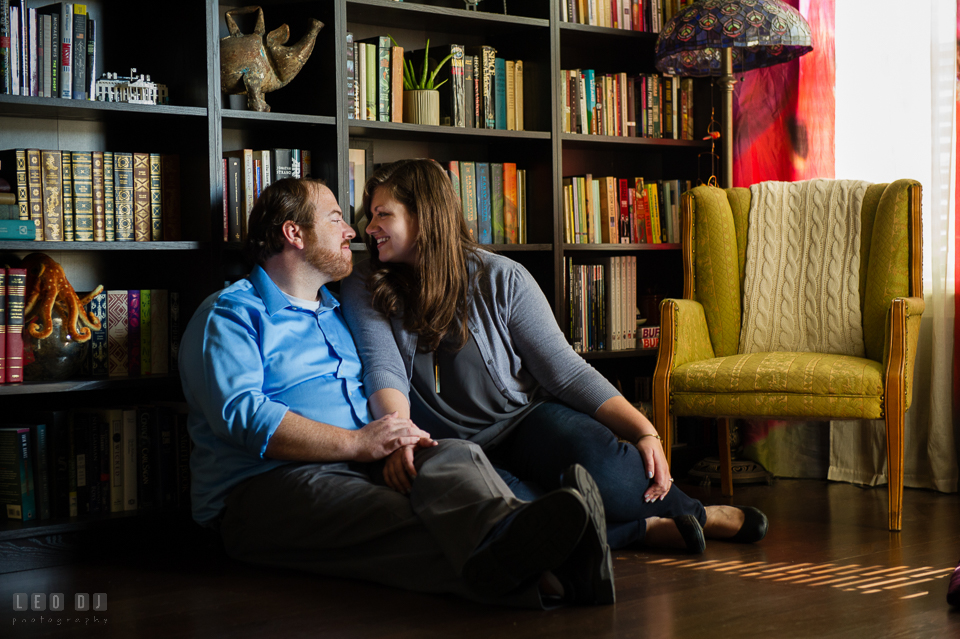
[179,177,614,607]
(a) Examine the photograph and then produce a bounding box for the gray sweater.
[339,251,619,416]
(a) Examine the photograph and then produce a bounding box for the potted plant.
[392,37,452,126]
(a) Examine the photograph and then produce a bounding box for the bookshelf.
[0,0,709,570]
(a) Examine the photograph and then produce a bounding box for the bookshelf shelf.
[0,374,181,396]
[221,111,338,127]
[0,241,204,251]
[0,94,207,121]
[579,347,659,360]
[560,132,710,149]
[348,120,552,141]
[563,243,680,251]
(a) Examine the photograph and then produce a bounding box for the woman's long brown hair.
[362,159,482,352]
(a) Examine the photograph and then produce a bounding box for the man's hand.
[352,412,434,462]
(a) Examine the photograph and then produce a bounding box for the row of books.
[0,149,181,242]
[567,255,644,352]
[1,2,97,99]
[0,405,191,522]
[561,0,694,32]
[346,35,525,131]
[78,289,181,379]
[562,70,695,140]
[222,148,313,242]
[447,160,527,245]
[564,176,689,245]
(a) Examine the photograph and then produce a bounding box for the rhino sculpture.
[220,6,323,112]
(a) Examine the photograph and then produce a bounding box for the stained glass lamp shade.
[654,0,813,186]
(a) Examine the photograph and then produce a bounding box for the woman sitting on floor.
[341,158,768,553]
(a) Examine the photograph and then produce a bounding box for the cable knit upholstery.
[653,179,923,531]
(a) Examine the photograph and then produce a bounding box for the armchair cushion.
[672,351,884,420]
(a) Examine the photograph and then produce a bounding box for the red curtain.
[732,0,835,186]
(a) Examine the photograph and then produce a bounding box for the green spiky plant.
[390,36,453,90]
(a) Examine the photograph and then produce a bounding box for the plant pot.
[403,90,440,126]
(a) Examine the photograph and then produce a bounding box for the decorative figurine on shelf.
[20,253,103,381]
[220,6,324,113]
[95,68,169,105]
[463,0,482,10]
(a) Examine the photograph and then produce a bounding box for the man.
[179,178,614,607]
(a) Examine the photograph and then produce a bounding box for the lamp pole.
[718,47,735,189]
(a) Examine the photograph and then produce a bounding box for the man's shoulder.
[196,278,265,320]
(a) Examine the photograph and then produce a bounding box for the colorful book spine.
[475,162,492,244]
[61,151,74,241]
[72,151,93,240]
[494,57,506,130]
[140,289,151,375]
[364,42,376,121]
[490,162,504,244]
[92,151,105,241]
[447,161,461,203]
[5,267,25,384]
[114,152,134,241]
[106,290,128,376]
[0,0,8,95]
[127,290,141,375]
[132,152,151,241]
[149,153,162,240]
[345,32,355,119]
[25,149,43,239]
[0,427,35,521]
[463,55,475,129]
[88,289,107,375]
[71,4,85,100]
[460,161,478,242]
[14,149,28,221]
[503,162,518,244]
[60,3,72,99]
[85,16,95,99]
[103,150,115,241]
[390,45,403,123]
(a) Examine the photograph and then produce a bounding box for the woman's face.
[366,186,420,266]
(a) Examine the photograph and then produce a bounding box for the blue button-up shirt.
[180,265,370,525]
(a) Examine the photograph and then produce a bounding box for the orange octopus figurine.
[21,253,103,343]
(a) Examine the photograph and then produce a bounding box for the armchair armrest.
[653,299,716,461]
[883,296,925,410]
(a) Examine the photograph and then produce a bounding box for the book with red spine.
[5,267,26,384]
[0,268,6,383]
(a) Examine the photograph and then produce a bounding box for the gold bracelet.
[635,433,662,443]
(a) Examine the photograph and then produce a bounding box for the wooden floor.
[3,478,960,639]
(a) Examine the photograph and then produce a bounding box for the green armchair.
[652,180,923,531]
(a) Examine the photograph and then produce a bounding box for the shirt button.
[486,359,493,365]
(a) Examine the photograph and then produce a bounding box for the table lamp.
[654,0,813,188]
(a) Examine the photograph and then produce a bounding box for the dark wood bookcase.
[0,0,709,571]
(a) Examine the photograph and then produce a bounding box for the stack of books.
[561,70,695,140]
[0,149,181,242]
[0,404,192,522]
[222,148,312,242]
[347,34,525,131]
[564,175,690,245]
[447,160,527,245]
[1,2,99,99]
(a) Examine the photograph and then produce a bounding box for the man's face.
[303,185,356,282]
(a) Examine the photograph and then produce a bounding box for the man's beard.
[305,230,353,281]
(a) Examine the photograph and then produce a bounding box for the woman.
[341,159,767,551]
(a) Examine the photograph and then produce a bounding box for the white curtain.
[829,0,958,492]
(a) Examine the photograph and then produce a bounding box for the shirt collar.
[249,264,339,316]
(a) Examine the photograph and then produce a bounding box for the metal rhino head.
[220,6,324,112]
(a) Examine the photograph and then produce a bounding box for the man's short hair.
[243,178,327,265]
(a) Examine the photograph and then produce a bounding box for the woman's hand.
[383,445,417,493]
[637,436,672,502]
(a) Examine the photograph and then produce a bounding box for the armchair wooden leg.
[718,418,733,497]
[885,410,905,532]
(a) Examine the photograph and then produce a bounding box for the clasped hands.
[355,412,435,494]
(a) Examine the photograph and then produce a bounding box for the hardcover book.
[140,289,151,375]
[103,150,114,240]
[5,266,25,384]
[447,161,461,202]
[101,408,123,513]
[70,4,85,100]
[345,32,355,119]
[106,290,128,376]
[60,2,72,99]
[151,289,169,375]
[0,427,35,521]
[466,46,496,129]
[390,45,403,123]
[25,148,42,239]
[463,55,475,129]
[475,162,492,244]
[127,290,140,375]
[132,152,150,241]
[226,156,242,242]
[136,406,158,511]
[503,163,518,244]
[460,161,478,241]
[505,60,515,131]
[149,153,162,240]
[122,407,137,511]
[39,149,63,240]
[159,154,179,241]
[494,57,506,130]
[358,36,390,122]
[91,150,105,241]
[88,289,107,375]
[0,150,29,221]
[428,44,465,128]
[113,152,134,241]
[0,268,5,383]
[490,162,504,244]
[71,150,93,240]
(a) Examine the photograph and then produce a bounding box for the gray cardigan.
[339,251,619,416]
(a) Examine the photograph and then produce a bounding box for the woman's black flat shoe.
[728,506,768,543]
[674,514,706,554]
